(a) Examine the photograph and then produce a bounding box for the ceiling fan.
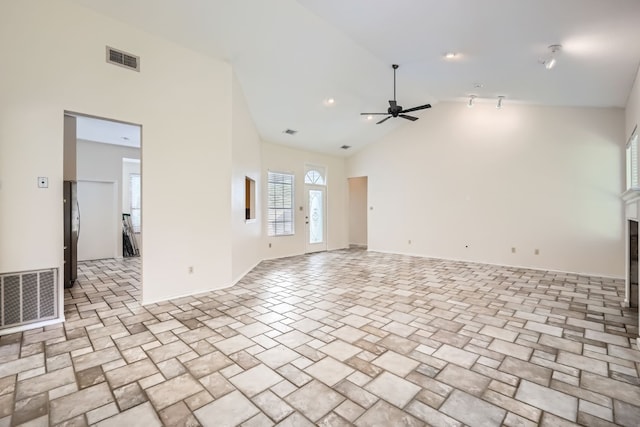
[361,64,431,124]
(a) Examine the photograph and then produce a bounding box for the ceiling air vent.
[106,46,140,72]
[283,129,298,135]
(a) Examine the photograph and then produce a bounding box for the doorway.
[63,112,142,288]
[304,166,327,253]
[348,176,368,249]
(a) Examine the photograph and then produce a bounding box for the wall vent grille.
[1,268,58,330]
[106,46,140,72]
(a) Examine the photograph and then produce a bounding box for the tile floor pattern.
[0,250,639,426]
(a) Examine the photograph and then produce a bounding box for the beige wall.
[262,142,349,259]
[0,0,233,305]
[232,74,263,282]
[63,115,77,181]
[348,102,625,278]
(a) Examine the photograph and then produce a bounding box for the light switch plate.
[38,177,48,188]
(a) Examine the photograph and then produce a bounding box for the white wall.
[262,143,349,259]
[76,180,118,261]
[231,74,263,282]
[626,65,640,140]
[0,0,233,305]
[77,140,140,183]
[348,102,625,278]
[348,177,368,246]
[77,140,140,258]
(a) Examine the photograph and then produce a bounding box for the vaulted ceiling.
[78,0,640,155]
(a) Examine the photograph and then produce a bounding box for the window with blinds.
[267,172,294,236]
[130,173,141,233]
[627,130,639,190]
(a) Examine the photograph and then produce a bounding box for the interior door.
[305,186,327,253]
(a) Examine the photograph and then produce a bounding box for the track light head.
[542,44,562,70]
[468,95,476,108]
[497,96,504,109]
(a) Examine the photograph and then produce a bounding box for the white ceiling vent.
[106,46,140,72]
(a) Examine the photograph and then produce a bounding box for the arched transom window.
[304,167,326,185]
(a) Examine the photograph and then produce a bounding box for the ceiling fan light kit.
[360,64,431,124]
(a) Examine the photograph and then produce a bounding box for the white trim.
[369,249,625,281]
[0,317,64,335]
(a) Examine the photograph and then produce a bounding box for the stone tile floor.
[1,249,639,426]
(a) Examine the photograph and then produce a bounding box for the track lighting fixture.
[541,44,562,70]
[497,96,504,109]
[468,95,476,108]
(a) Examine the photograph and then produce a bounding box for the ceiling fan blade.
[399,114,418,121]
[376,116,392,124]
[389,100,397,108]
[360,112,390,115]
[400,104,432,114]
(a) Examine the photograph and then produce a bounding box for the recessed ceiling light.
[283,129,298,135]
[324,98,335,106]
[121,136,130,141]
[366,115,373,120]
[444,52,457,59]
[341,145,351,150]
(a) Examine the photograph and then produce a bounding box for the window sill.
[622,188,640,202]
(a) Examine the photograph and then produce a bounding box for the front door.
[305,186,327,253]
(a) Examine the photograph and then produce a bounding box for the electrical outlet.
[408,240,411,244]
[534,249,540,255]
[37,177,48,188]
[268,243,272,248]
[511,247,516,253]
[188,266,194,274]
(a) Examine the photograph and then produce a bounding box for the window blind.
[267,172,294,236]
